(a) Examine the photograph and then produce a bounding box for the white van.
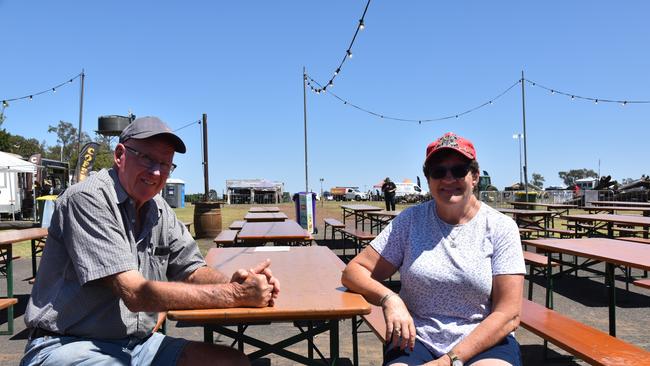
[394,183,424,198]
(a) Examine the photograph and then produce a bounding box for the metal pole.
[521,71,529,198]
[303,67,309,193]
[202,113,209,201]
[518,135,523,185]
[320,178,324,207]
[76,69,85,158]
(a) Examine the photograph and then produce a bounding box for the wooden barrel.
[193,201,222,238]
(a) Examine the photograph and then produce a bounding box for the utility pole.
[202,113,209,201]
[302,67,309,193]
[76,69,85,158]
[520,71,530,198]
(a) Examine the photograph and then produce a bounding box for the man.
[381,177,397,211]
[22,117,279,366]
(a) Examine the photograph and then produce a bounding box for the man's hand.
[234,271,274,307]
[230,259,280,306]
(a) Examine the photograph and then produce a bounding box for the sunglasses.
[429,164,471,180]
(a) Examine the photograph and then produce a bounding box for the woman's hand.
[383,294,416,351]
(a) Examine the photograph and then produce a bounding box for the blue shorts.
[20,332,189,366]
[384,334,522,366]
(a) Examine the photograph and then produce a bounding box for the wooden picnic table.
[340,204,381,231]
[248,206,281,213]
[521,237,650,336]
[167,246,371,364]
[497,208,556,231]
[0,227,48,334]
[244,212,288,222]
[366,210,401,234]
[588,200,650,208]
[562,213,650,238]
[237,221,311,244]
[585,206,650,217]
[508,201,577,216]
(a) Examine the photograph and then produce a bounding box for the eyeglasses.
[123,146,176,174]
[429,164,471,180]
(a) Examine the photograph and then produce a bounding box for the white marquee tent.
[0,151,37,219]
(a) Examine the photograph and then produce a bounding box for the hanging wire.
[307,75,521,123]
[1,72,83,106]
[311,0,372,93]
[524,78,650,105]
[173,119,201,133]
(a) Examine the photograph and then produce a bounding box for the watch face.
[452,360,464,366]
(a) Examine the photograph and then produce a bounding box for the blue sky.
[2,1,649,195]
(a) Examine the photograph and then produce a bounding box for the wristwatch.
[446,350,463,366]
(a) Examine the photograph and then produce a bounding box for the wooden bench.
[213,230,238,247]
[521,299,650,365]
[323,218,345,241]
[523,251,559,300]
[633,279,650,290]
[0,298,18,335]
[228,220,246,231]
[341,227,376,258]
[614,226,648,237]
[544,228,575,238]
[518,227,537,239]
[616,237,650,245]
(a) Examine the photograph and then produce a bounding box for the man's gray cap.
[119,116,186,153]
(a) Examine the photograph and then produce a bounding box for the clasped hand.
[230,259,280,307]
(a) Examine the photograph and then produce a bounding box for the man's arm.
[102,268,274,312]
[184,266,230,284]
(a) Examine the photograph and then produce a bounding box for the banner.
[29,153,42,184]
[73,142,100,184]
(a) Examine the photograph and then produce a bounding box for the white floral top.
[371,200,525,356]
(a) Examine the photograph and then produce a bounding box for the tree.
[47,120,90,164]
[531,173,545,188]
[558,169,598,186]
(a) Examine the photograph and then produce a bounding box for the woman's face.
[426,152,479,206]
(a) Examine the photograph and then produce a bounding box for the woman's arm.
[425,274,524,365]
[342,246,417,351]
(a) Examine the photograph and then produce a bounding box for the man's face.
[114,137,175,209]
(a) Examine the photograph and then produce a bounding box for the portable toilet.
[163,178,185,208]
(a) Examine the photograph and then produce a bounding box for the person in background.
[342,132,525,366]
[382,177,397,211]
[22,116,280,366]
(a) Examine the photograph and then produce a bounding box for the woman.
[342,132,525,366]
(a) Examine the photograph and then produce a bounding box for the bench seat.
[544,228,575,238]
[323,218,346,241]
[616,237,650,245]
[228,220,246,231]
[633,279,650,290]
[213,230,238,247]
[0,298,18,310]
[520,299,650,365]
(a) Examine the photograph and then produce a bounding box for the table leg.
[31,238,38,279]
[545,253,554,310]
[203,326,214,343]
[606,262,616,337]
[329,319,339,364]
[4,245,14,335]
[352,316,359,366]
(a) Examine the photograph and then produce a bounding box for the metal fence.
[479,189,649,208]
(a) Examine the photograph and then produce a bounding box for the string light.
[1,72,83,105]
[524,78,650,105]
[307,75,521,123]
[309,0,371,93]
